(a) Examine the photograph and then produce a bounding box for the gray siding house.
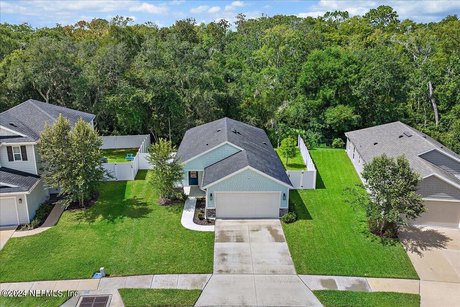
[0,99,95,226]
[345,121,460,228]
[177,118,292,219]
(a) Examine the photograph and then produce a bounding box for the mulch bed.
[193,198,215,226]
[66,192,99,210]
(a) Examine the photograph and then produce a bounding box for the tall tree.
[38,115,106,207]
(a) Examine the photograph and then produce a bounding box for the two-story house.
[0,99,95,226]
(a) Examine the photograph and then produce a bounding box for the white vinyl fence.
[286,135,317,189]
[101,135,151,181]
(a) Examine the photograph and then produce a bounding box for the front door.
[188,171,199,186]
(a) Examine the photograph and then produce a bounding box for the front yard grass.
[0,171,214,282]
[313,290,420,307]
[101,148,138,163]
[118,289,201,306]
[0,295,68,307]
[275,148,306,170]
[283,149,418,279]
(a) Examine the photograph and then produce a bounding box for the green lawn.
[119,289,201,306]
[0,171,214,282]
[0,295,68,307]
[313,290,420,307]
[283,149,418,278]
[275,148,306,170]
[101,148,138,163]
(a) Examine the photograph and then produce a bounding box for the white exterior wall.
[0,194,29,224]
[346,138,364,179]
[0,144,38,175]
[26,180,49,221]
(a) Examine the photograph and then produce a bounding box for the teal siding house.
[177,118,292,219]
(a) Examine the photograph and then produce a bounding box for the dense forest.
[1,6,459,152]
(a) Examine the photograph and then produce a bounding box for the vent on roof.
[217,129,221,132]
[206,143,209,146]
[373,142,378,146]
[263,142,267,145]
[399,135,404,138]
[9,122,17,127]
[403,131,413,137]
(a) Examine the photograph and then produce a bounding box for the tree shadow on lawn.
[290,190,312,220]
[398,225,451,256]
[75,196,153,223]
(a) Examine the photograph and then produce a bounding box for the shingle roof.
[0,167,41,193]
[0,99,95,143]
[177,117,292,187]
[345,121,460,186]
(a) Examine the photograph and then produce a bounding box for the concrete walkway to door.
[196,219,322,306]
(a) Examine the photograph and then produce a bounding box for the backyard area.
[101,148,139,163]
[275,148,306,170]
[283,148,419,279]
[0,171,214,282]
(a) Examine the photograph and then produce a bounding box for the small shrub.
[197,211,205,220]
[332,138,345,148]
[281,212,297,223]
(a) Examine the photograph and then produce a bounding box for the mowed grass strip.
[0,171,214,282]
[313,290,420,307]
[0,295,68,307]
[119,289,202,307]
[275,148,306,170]
[283,149,418,278]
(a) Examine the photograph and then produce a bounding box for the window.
[12,146,22,161]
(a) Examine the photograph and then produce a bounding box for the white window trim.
[12,146,23,161]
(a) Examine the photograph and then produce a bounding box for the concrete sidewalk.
[12,204,65,238]
[0,274,211,292]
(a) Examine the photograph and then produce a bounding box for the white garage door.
[414,200,460,228]
[215,192,280,219]
[0,197,19,226]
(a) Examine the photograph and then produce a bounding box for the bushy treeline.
[0,6,458,151]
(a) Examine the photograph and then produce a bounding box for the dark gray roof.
[177,117,292,187]
[345,121,460,187]
[0,99,95,143]
[0,167,41,193]
[101,135,150,150]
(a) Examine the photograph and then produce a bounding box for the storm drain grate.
[77,295,111,307]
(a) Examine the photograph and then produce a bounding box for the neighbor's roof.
[101,135,150,150]
[177,117,292,187]
[0,99,95,144]
[0,167,41,194]
[345,121,460,186]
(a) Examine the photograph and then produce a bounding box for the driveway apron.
[196,219,321,306]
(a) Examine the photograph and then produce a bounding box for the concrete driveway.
[0,226,16,250]
[213,219,296,274]
[399,226,460,307]
[196,219,322,306]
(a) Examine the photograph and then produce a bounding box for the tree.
[38,115,106,207]
[148,138,183,202]
[279,137,297,165]
[361,155,424,237]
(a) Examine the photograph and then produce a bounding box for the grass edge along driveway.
[0,171,214,283]
[283,149,418,279]
[313,290,420,307]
